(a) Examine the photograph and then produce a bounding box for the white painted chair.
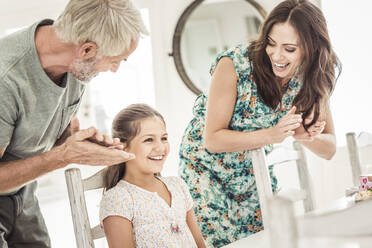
[346,132,372,186]
[250,141,315,228]
[65,168,106,248]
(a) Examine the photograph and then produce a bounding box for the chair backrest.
[346,132,372,186]
[250,141,315,228]
[65,168,106,248]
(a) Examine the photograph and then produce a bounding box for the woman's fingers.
[307,121,326,136]
[285,106,296,116]
[279,114,302,126]
[284,122,301,132]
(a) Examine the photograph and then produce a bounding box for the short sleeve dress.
[178,44,302,247]
[99,176,197,248]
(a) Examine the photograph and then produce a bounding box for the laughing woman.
[178,0,341,247]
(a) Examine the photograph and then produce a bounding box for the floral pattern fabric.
[99,176,197,248]
[178,44,302,247]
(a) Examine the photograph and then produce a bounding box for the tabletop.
[223,196,372,248]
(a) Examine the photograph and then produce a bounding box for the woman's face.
[265,22,303,85]
[125,117,169,175]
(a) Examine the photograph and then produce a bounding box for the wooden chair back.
[65,168,106,248]
[250,141,315,228]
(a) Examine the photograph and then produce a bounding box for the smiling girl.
[99,104,206,248]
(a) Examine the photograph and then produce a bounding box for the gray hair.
[53,0,149,57]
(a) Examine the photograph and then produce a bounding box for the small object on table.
[355,174,372,202]
[359,175,372,191]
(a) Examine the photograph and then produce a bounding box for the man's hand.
[74,116,124,150]
[54,116,80,146]
[57,124,135,166]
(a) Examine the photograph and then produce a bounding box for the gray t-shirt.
[0,20,86,194]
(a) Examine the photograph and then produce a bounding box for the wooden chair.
[65,168,106,248]
[346,132,372,186]
[250,141,315,228]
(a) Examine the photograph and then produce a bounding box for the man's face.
[69,40,139,82]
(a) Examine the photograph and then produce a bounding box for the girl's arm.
[294,106,336,160]
[204,57,302,153]
[103,216,135,248]
[186,209,206,248]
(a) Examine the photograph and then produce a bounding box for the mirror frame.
[170,0,267,95]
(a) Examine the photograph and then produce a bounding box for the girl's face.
[125,117,169,175]
[265,22,303,85]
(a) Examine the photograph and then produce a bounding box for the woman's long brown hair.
[104,104,165,191]
[248,0,341,129]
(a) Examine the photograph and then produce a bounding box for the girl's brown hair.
[104,104,165,191]
[248,0,341,129]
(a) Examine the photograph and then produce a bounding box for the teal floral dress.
[178,44,302,247]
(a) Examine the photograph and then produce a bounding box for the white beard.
[69,57,99,82]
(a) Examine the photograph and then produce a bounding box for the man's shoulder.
[0,25,34,79]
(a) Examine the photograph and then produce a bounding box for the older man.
[0,0,148,246]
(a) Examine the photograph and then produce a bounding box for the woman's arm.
[204,57,302,153]
[103,216,135,248]
[294,106,336,160]
[186,209,206,248]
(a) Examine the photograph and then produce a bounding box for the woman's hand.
[269,106,302,144]
[293,118,326,141]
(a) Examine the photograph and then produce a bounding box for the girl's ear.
[122,142,129,152]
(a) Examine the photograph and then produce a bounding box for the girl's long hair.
[248,0,341,129]
[104,104,165,191]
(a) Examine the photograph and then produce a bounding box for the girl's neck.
[123,171,159,190]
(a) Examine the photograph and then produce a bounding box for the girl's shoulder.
[99,181,135,223]
[102,180,133,202]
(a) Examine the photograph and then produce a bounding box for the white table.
[224,231,372,248]
[223,196,372,248]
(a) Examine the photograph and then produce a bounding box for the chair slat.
[346,132,362,186]
[277,188,307,202]
[251,147,274,226]
[91,225,105,240]
[266,147,300,166]
[293,142,315,212]
[65,168,96,248]
[83,169,106,191]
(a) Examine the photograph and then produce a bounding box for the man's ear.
[78,42,98,59]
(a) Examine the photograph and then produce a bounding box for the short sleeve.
[99,185,134,226]
[176,177,194,211]
[0,82,18,149]
[209,44,251,80]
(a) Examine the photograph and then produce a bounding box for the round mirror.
[171,0,266,95]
